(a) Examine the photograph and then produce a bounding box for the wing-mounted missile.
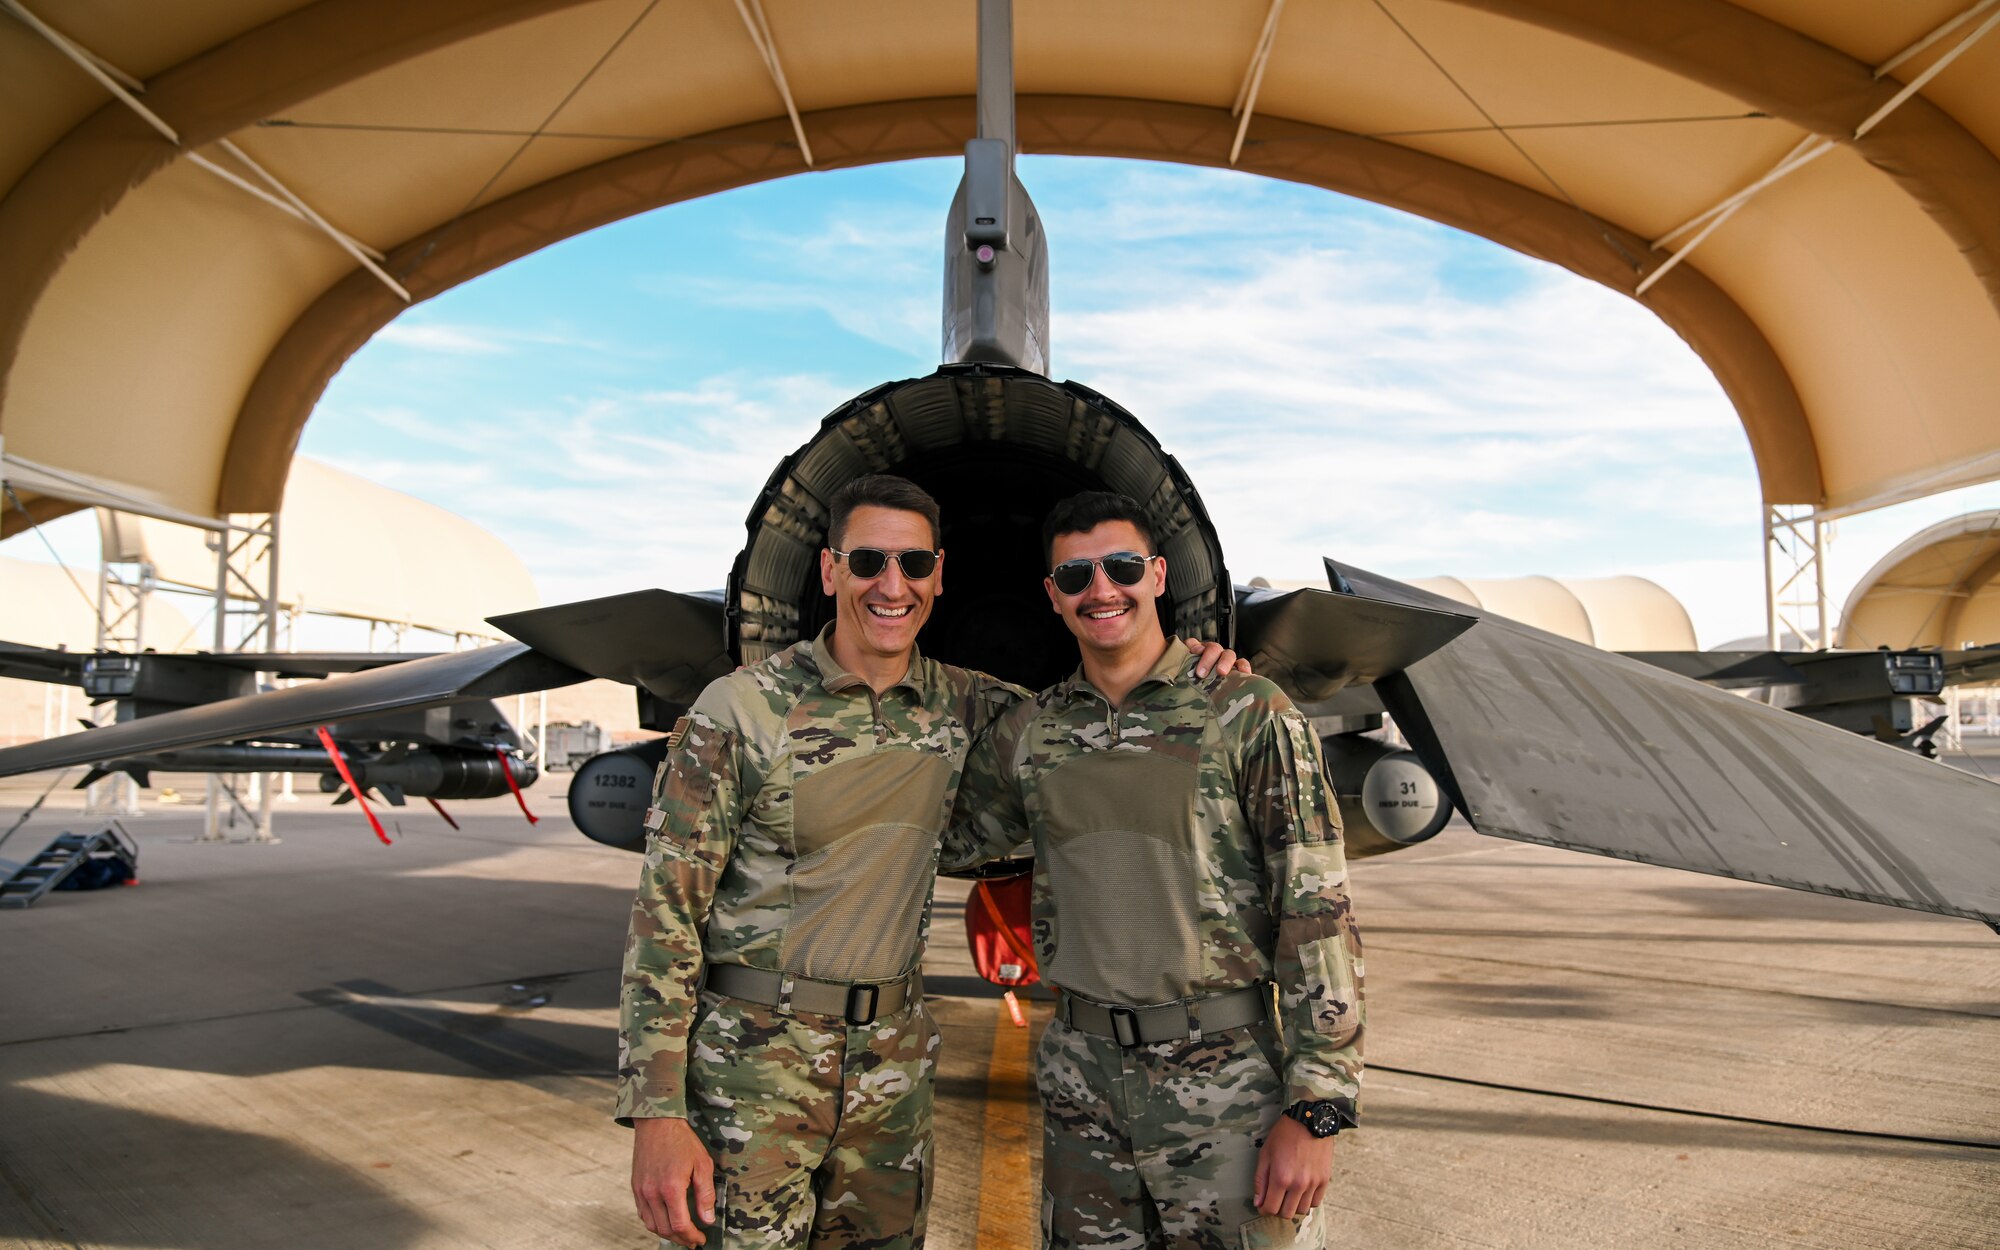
[1328,557,2000,927]
[0,644,586,780]
[942,0,1048,374]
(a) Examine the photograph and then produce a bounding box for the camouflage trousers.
[1035,1016,1327,1250]
[683,988,940,1249]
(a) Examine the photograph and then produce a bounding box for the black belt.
[703,962,921,1026]
[1058,983,1270,1047]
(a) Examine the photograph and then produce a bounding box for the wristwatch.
[1282,1099,1352,1139]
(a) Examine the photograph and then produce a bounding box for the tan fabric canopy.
[1838,510,2000,652]
[3,0,1999,537]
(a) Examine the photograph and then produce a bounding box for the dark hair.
[1041,491,1155,568]
[828,474,942,549]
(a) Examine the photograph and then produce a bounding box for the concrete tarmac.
[1,774,1995,1249]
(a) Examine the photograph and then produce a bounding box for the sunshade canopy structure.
[98,457,539,640]
[3,0,2000,539]
[1838,510,2000,652]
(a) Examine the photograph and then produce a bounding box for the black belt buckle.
[1109,1006,1141,1047]
[846,983,880,1026]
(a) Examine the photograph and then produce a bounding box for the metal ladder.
[0,823,139,909]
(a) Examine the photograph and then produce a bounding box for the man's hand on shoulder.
[1253,1112,1333,1219]
[632,1116,717,1246]
[1186,637,1253,679]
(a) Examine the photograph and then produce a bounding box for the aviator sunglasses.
[829,547,939,579]
[1049,551,1156,596]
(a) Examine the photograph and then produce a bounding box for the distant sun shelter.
[1839,511,2000,653]
[1259,573,1699,650]
[98,457,539,645]
[1409,575,1699,651]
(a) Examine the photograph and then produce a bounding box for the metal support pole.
[977,0,1015,152]
[86,515,150,816]
[1642,5,2000,293]
[1229,0,1286,166]
[202,513,281,842]
[732,0,814,166]
[1764,504,1833,651]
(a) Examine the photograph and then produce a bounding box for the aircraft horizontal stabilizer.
[1232,584,1474,701]
[1329,558,2000,927]
[0,645,587,780]
[488,588,730,706]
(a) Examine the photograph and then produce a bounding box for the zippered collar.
[805,621,928,700]
[1058,635,1193,707]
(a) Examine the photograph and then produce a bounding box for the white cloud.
[318,372,858,604]
[373,322,509,354]
[1039,227,1759,646]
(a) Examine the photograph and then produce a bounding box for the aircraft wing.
[0,645,586,779]
[0,642,439,687]
[192,652,444,679]
[1947,645,2000,687]
[1328,558,2000,927]
[0,641,88,685]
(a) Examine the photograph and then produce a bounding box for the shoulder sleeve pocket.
[1301,932,1361,1042]
[648,714,736,852]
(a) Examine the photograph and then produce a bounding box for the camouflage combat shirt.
[616,623,1022,1121]
[944,638,1364,1110]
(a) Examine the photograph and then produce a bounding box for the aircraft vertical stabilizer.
[941,0,1049,374]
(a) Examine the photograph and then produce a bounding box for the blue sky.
[13,155,2000,647]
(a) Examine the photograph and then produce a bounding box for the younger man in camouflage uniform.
[945,492,1364,1250]
[618,475,1236,1248]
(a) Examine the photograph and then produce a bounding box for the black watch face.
[1290,1100,1341,1137]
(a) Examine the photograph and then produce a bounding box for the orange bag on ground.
[965,873,1039,988]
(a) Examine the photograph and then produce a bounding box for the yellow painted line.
[974,999,1036,1249]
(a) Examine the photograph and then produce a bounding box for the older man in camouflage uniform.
[617,474,1015,1249]
[945,491,1364,1250]
[618,475,1237,1248]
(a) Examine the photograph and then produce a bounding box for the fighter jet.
[0,0,1995,931]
